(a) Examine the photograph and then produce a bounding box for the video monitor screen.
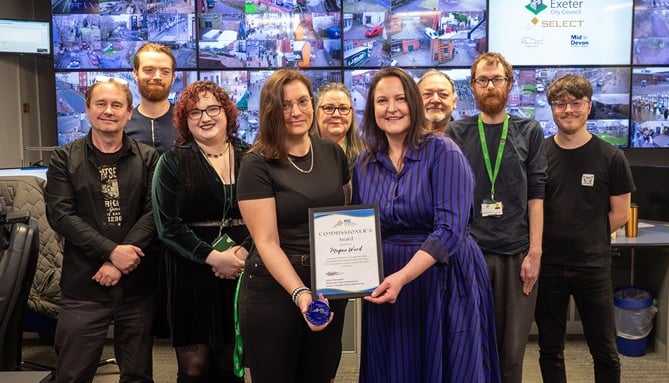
[531,67,630,147]
[0,19,52,56]
[345,67,629,147]
[633,0,669,65]
[489,0,634,66]
[630,68,669,148]
[52,1,197,70]
[55,70,197,146]
[343,0,486,68]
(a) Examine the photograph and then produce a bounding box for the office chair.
[0,211,40,371]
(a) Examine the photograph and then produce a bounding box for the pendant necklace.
[202,142,230,158]
[287,140,314,174]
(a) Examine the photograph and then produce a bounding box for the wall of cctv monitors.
[51,0,669,149]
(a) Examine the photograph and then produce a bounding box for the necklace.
[203,142,230,158]
[199,143,234,184]
[287,141,314,174]
[392,146,406,172]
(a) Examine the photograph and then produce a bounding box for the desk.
[0,371,51,383]
[612,220,669,362]
[612,220,669,285]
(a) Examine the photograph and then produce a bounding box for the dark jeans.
[238,258,346,383]
[535,265,620,383]
[55,294,155,383]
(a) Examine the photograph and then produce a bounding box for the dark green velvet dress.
[152,138,250,349]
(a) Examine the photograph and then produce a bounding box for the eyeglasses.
[319,105,352,115]
[550,99,590,111]
[187,105,223,120]
[94,75,129,86]
[283,97,312,113]
[472,77,508,88]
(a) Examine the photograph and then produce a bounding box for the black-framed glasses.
[283,97,312,113]
[473,77,508,88]
[550,99,590,111]
[187,105,223,120]
[319,105,352,115]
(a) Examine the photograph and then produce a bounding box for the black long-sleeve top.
[45,133,159,302]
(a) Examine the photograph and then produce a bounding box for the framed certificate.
[308,205,383,299]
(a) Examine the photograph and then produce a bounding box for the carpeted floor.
[19,336,669,382]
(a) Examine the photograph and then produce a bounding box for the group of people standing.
[44,43,635,383]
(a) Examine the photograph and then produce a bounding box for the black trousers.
[535,266,621,383]
[238,259,346,383]
[54,294,156,383]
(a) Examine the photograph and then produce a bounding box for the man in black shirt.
[46,78,159,383]
[536,74,635,383]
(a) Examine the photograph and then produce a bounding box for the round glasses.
[187,105,223,120]
[283,97,312,113]
[550,100,590,112]
[472,77,508,88]
[319,105,352,115]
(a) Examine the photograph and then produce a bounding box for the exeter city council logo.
[526,0,548,15]
[525,0,547,25]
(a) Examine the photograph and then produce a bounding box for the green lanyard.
[232,271,244,378]
[477,115,509,201]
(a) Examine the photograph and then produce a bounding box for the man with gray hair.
[417,69,458,133]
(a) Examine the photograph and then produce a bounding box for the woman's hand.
[206,247,245,279]
[234,245,250,262]
[298,293,334,331]
[364,272,407,304]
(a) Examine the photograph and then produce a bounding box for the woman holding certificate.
[152,80,249,383]
[352,67,501,383]
[236,69,350,383]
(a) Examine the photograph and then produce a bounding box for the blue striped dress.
[352,134,501,383]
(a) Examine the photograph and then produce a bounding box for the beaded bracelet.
[291,286,311,306]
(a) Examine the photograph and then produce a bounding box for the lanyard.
[477,115,509,200]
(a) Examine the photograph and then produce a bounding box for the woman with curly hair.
[152,80,250,383]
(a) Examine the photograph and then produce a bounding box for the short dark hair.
[85,79,133,111]
[547,74,593,102]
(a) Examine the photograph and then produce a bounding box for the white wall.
[0,0,55,168]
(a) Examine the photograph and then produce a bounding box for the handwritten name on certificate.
[309,205,383,299]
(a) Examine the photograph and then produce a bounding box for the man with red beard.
[417,69,458,134]
[126,43,177,154]
[448,52,547,383]
[536,75,633,383]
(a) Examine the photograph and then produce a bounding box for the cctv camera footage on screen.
[631,68,669,148]
[346,67,630,148]
[49,0,662,150]
[633,0,669,65]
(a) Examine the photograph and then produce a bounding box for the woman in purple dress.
[352,67,501,383]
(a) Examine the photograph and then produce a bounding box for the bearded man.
[126,43,177,154]
[448,52,547,383]
[417,69,458,134]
